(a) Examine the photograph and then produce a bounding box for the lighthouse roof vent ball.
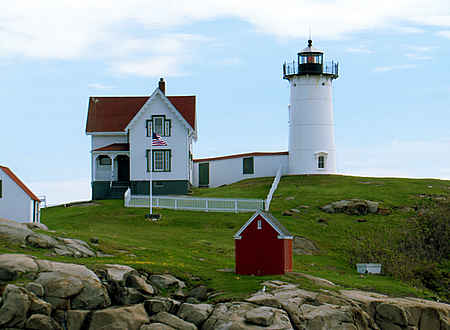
[299,39,323,54]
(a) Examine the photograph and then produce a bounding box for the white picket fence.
[265,166,282,211]
[124,188,264,213]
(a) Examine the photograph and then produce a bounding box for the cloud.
[88,83,115,90]
[436,30,450,38]
[346,46,374,54]
[339,138,450,180]
[0,0,449,61]
[373,64,417,72]
[405,53,432,60]
[114,56,185,77]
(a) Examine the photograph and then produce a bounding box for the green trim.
[131,180,188,195]
[146,115,171,137]
[243,157,254,174]
[146,149,171,172]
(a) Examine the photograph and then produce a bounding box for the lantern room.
[297,39,323,75]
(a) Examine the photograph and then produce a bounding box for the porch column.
[92,155,97,181]
[111,155,115,182]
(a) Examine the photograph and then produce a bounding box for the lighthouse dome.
[299,39,323,54]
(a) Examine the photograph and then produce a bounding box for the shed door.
[198,163,209,187]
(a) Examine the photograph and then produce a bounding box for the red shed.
[234,211,293,275]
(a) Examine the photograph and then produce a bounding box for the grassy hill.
[2,175,448,301]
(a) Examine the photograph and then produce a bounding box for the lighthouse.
[283,40,339,175]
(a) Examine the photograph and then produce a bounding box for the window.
[318,156,325,169]
[257,220,262,230]
[98,156,111,166]
[147,116,171,137]
[243,157,254,174]
[147,149,171,172]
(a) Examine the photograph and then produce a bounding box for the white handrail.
[265,166,282,211]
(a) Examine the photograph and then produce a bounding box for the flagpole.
[149,127,153,215]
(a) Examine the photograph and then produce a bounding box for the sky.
[0,1,449,205]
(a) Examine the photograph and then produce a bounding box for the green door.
[199,163,209,187]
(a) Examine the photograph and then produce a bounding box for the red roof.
[93,143,130,152]
[85,95,196,133]
[0,166,40,202]
[193,151,288,163]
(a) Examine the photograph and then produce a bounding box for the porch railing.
[265,166,282,211]
[124,189,264,213]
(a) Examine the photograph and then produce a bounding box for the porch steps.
[109,181,130,199]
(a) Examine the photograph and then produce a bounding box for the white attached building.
[0,166,41,223]
[86,79,197,199]
[86,40,339,196]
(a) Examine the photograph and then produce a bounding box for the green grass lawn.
[3,175,448,301]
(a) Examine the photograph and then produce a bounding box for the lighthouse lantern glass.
[299,53,323,64]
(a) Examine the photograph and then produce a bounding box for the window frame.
[147,149,171,172]
[98,156,112,166]
[318,156,325,169]
[146,116,171,137]
[243,157,254,175]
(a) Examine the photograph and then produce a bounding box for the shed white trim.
[234,210,292,240]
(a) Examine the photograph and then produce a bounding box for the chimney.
[158,77,165,94]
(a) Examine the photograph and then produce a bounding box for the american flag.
[152,133,167,146]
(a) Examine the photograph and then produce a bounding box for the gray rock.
[26,233,59,249]
[245,306,275,326]
[141,323,175,330]
[293,236,320,255]
[45,296,70,310]
[150,312,197,330]
[0,219,34,243]
[66,310,90,330]
[126,274,155,295]
[53,247,74,257]
[0,254,39,281]
[149,274,186,290]
[89,304,149,330]
[29,293,52,316]
[103,264,137,282]
[144,297,181,315]
[115,287,148,305]
[26,282,45,297]
[25,223,49,231]
[376,303,408,327]
[188,285,208,301]
[177,303,213,326]
[36,271,84,298]
[0,285,31,329]
[25,314,62,330]
[366,200,379,213]
[35,260,111,310]
[203,302,292,330]
[299,304,357,330]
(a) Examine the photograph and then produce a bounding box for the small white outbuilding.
[0,166,41,223]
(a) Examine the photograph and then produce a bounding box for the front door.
[198,162,209,187]
[117,156,130,182]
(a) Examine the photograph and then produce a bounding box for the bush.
[349,200,450,300]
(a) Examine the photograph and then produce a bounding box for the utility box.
[356,263,382,274]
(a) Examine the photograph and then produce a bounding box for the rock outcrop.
[321,199,380,215]
[0,218,100,257]
[0,254,449,330]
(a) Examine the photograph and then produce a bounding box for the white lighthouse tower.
[283,39,339,175]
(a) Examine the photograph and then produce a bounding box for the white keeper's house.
[0,165,41,223]
[86,39,339,199]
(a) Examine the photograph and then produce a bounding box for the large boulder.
[35,271,84,298]
[149,274,186,291]
[299,304,363,330]
[177,303,213,326]
[26,233,59,249]
[89,304,149,330]
[126,273,155,296]
[321,199,379,215]
[202,302,292,330]
[245,306,276,326]
[0,253,39,281]
[0,284,31,328]
[66,310,90,330]
[150,311,197,330]
[25,314,62,330]
[35,260,111,310]
[144,297,181,315]
[103,264,138,283]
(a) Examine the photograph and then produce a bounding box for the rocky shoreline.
[0,253,449,330]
